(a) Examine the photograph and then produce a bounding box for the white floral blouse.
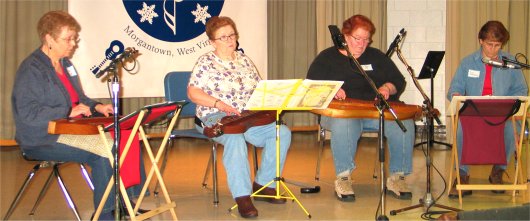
[189,51,261,118]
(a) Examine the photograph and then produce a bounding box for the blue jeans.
[196,121,291,198]
[21,143,147,214]
[456,120,519,174]
[320,116,415,176]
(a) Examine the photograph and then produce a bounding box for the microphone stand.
[106,61,122,221]
[389,47,460,216]
[343,44,406,221]
[96,48,138,221]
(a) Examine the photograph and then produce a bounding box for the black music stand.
[415,51,451,149]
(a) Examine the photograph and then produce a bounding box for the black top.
[307,47,406,102]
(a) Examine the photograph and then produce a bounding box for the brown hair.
[342,14,376,37]
[37,10,81,43]
[205,16,239,40]
[478,20,509,45]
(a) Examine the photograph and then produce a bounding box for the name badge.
[361,64,373,71]
[66,66,78,77]
[467,69,480,78]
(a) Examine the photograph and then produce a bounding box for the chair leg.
[29,164,56,216]
[252,145,258,176]
[202,149,213,188]
[2,163,41,220]
[53,164,82,221]
[315,127,326,181]
[212,143,219,205]
[79,163,94,191]
[154,138,173,196]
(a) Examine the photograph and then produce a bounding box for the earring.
[48,45,52,50]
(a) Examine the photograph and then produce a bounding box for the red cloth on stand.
[460,116,507,165]
[108,129,141,188]
[459,99,520,165]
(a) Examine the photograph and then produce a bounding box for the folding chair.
[93,101,183,221]
[163,71,221,205]
[448,96,529,205]
[2,153,93,221]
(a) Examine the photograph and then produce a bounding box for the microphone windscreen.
[328,25,345,50]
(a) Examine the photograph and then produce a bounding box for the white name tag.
[467,69,480,78]
[361,64,373,71]
[66,66,77,77]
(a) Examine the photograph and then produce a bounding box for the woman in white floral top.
[187,16,291,218]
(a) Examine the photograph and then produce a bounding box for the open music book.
[245,79,343,110]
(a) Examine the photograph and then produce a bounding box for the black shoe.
[489,166,506,194]
[120,201,150,217]
[91,211,114,221]
[448,175,472,198]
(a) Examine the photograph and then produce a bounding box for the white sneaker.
[334,175,355,201]
[386,173,412,200]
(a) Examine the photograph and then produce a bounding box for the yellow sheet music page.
[245,79,343,110]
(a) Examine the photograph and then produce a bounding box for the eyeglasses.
[60,37,81,44]
[214,33,237,42]
[349,35,371,44]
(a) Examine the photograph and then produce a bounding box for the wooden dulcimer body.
[48,117,114,135]
[203,110,276,138]
[311,98,423,120]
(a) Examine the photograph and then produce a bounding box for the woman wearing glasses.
[11,11,146,220]
[306,14,415,202]
[188,16,291,218]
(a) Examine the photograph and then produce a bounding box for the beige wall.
[387,0,447,125]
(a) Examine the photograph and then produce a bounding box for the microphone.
[328,25,347,50]
[482,57,517,69]
[95,47,139,78]
[385,28,406,57]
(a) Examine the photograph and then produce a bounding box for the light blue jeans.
[196,121,291,198]
[456,120,519,174]
[320,116,415,176]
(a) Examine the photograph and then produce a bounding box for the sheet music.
[245,79,343,110]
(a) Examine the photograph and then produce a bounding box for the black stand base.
[414,140,452,149]
[377,215,389,221]
[390,193,461,215]
[283,179,321,194]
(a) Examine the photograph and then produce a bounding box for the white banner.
[69,0,267,98]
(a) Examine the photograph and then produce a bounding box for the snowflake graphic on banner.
[123,0,224,42]
[137,2,159,24]
[191,3,211,24]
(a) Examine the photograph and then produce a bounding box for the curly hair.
[37,10,81,43]
[205,16,239,40]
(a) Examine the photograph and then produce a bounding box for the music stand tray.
[418,51,445,79]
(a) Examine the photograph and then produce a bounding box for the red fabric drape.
[459,99,519,165]
[108,129,140,188]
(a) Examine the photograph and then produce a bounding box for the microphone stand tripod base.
[377,215,389,221]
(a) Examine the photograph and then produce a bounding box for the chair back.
[164,71,195,118]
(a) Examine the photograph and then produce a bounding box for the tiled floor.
[1,131,529,220]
